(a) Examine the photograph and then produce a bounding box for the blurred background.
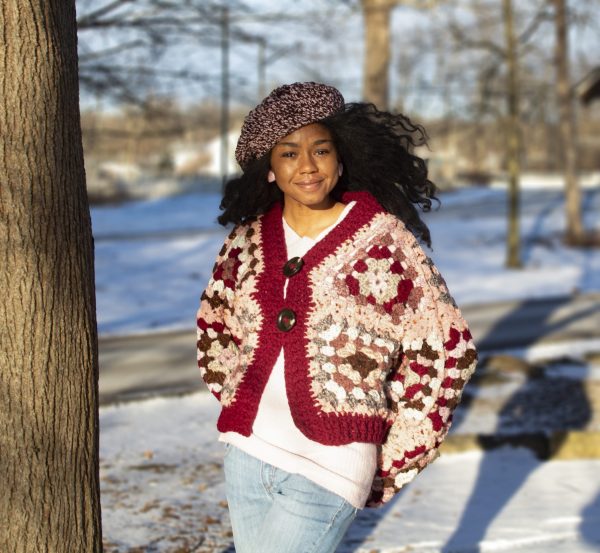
[86,2,600,551]
[79,0,600,340]
[78,0,599,201]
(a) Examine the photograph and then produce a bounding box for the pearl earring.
[338,163,343,177]
[267,170,276,183]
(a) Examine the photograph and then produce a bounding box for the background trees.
[77,1,599,255]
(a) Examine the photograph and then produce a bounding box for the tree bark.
[553,0,583,244]
[361,0,393,109]
[502,0,522,268]
[0,2,102,552]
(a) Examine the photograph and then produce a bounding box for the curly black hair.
[218,102,438,247]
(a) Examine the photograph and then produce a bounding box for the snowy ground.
[100,349,600,553]
[95,183,600,551]
[91,185,600,336]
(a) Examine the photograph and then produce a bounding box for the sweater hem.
[217,408,389,446]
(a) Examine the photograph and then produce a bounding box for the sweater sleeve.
[196,228,242,401]
[366,229,478,508]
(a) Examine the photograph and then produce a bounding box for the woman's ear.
[267,170,276,183]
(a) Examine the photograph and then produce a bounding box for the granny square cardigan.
[196,190,477,507]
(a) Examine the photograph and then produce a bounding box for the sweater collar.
[261,191,386,271]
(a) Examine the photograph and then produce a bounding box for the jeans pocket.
[222,442,233,459]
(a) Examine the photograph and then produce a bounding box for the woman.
[196,82,477,553]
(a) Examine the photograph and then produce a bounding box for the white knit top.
[220,201,377,508]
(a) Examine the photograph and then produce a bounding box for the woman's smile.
[295,178,324,190]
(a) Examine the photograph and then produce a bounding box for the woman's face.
[269,123,340,211]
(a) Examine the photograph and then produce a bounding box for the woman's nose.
[298,151,317,173]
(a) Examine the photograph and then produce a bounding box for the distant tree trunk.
[502,0,522,268]
[553,0,583,244]
[0,2,102,552]
[361,0,393,109]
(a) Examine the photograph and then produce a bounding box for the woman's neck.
[282,200,347,240]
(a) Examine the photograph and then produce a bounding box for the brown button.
[277,308,296,332]
[283,256,304,277]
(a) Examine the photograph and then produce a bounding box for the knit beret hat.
[235,82,345,171]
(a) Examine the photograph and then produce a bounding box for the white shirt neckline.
[282,201,357,246]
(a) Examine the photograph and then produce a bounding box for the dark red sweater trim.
[218,191,391,444]
[217,203,286,436]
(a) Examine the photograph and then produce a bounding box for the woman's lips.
[295,179,323,189]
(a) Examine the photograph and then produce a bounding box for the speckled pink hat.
[235,82,345,171]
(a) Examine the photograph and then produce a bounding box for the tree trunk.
[361,0,393,109]
[0,2,102,552]
[502,0,522,268]
[554,0,583,244]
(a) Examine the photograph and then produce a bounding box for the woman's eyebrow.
[277,141,299,147]
[276,138,333,147]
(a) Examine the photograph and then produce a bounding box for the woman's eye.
[315,149,330,156]
[281,151,296,158]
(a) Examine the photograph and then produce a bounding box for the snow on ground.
[95,184,600,551]
[100,359,600,553]
[423,187,600,306]
[92,192,223,238]
[92,186,600,336]
[451,351,600,436]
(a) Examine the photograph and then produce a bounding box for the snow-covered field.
[95,184,600,552]
[92,186,600,336]
[100,353,600,552]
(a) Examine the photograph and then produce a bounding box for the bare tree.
[445,0,595,256]
[502,0,522,268]
[361,0,394,108]
[437,0,561,267]
[0,2,102,552]
[76,0,327,108]
[76,0,228,106]
[553,0,584,244]
[360,0,438,108]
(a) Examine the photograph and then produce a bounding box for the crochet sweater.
[196,190,477,507]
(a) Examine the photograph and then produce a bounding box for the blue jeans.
[223,444,359,553]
